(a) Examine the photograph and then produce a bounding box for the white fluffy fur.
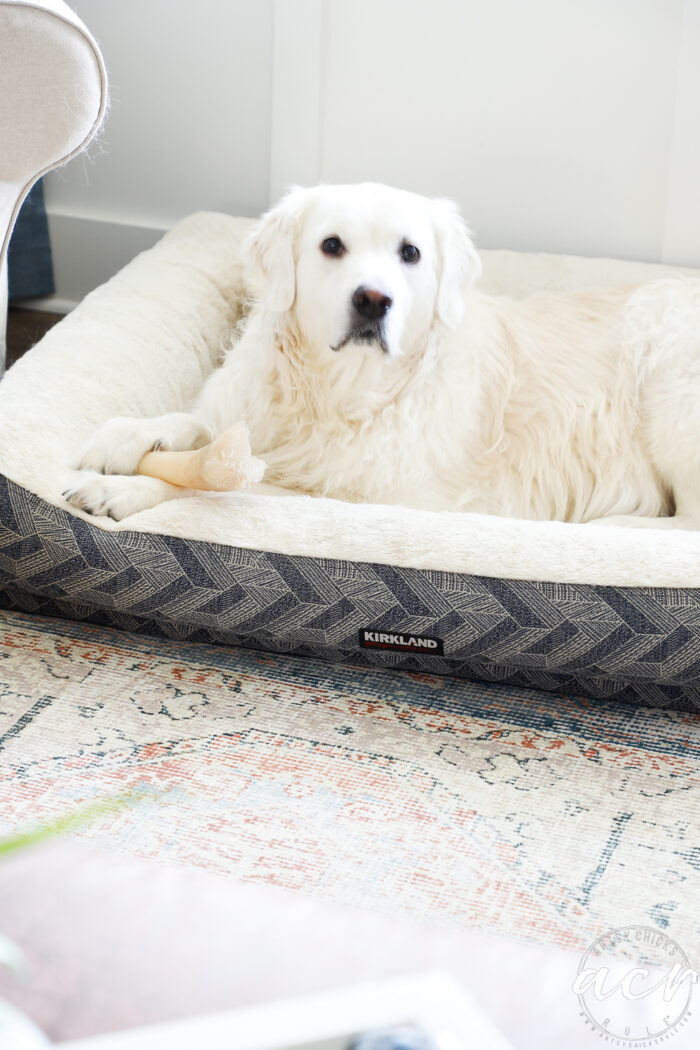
[70,183,700,528]
[1,209,699,588]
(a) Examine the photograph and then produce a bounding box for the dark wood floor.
[6,307,65,368]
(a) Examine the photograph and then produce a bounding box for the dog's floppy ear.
[432,198,482,329]
[245,186,308,313]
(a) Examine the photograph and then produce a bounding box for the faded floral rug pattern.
[0,608,698,956]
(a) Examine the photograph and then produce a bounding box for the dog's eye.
[321,236,345,257]
[400,242,420,264]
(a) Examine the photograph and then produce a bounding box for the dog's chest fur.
[213,287,675,520]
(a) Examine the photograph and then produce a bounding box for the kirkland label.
[358,629,444,655]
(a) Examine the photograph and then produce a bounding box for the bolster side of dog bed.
[0,473,698,711]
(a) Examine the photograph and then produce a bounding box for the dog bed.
[0,212,699,710]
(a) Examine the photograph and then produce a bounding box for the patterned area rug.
[0,608,698,957]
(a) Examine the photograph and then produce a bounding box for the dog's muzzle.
[331,284,392,354]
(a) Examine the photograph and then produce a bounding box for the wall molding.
[24,2,700,313]
[661,0,700,267]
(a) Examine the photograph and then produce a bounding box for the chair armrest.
[0,0,107,364]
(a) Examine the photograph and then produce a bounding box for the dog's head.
[245,183,481,361]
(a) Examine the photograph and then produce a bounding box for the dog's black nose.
[352,286,393,320]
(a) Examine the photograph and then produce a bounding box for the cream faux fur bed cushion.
[1,211,699,589]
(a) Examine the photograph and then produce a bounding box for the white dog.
[65,182,700,527]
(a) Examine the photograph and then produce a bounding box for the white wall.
[43,0,274,307]
[47,0,274,226]
[40,0,700,308]
[319,0,684,262]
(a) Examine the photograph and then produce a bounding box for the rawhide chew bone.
[137,424,266,492]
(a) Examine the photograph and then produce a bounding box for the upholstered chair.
[0,0,107,367]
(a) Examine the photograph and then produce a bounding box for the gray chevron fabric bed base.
[0,476,698,712]
[1,585,697,711]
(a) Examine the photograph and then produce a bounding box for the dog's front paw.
[63,474,180,521]
[76,414,212,476]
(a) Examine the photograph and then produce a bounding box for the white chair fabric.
[0,0,107,365]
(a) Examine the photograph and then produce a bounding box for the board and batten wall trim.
[661,0,700,267]
[25,0,700,312]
